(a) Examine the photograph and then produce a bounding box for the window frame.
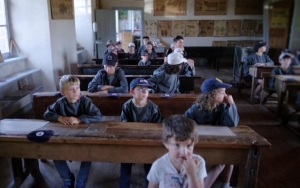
[0,0,11,59]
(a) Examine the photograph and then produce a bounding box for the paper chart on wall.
[153,0,187,16]
[185,20,199,37]
[227,40,241,47]
[241,20,256,36]
[240,40,255,47]
[158,20,172,37]
[194,0,227,15]
[213,20,227,37]
[235,0,263,15]
[212,41,227,47]
[172,20,186,36]
[199,20,214,37]
[145,21,158,37]
[227,20,241,37]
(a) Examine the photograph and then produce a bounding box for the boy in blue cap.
[43,75,102,188]
[88,52,128,93]
[184,77,239,188]
[119,78,162,188]
[138,51,151,66]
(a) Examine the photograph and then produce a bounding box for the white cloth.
[147,153,207,188]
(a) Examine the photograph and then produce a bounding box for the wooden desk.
[0,120,271,188]
[71,74,201,93]
[248,66,276,103]
[32,92,198,119]
[92,59,164,66]
[274,75,300,116]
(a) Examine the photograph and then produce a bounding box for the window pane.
[0,27,8,53]
[0,0,6,25]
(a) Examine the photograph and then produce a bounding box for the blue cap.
[201,78,232,93]
[27,130,54,143]
[130,78,151,90]
[103,52,118,66]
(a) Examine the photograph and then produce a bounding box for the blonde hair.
[59,75,80,90]
[196,89,218,111]
[162,115,198,144]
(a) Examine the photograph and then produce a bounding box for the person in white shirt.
[147,115,226,188]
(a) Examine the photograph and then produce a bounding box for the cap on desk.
[27,130,54,143]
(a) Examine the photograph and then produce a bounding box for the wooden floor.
[1,64,300,188]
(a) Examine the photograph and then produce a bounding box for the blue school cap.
[201,78,232,93]
[130,78,151,89]
[102,52,118,66]
[27,130,54,143]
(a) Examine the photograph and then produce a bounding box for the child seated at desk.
[244,41,274,100]
[120,78,161,188]
[125,42,139,59]
[138,51,152,66]
[148,115,227,188]
[116,41,125,53]
[153,48,196,76]
[87,52,128,93]
[269,51,294,93]
[147,52,184,93]
[43,75,102,188]
[184,77,239,188]
[145,41,157,59]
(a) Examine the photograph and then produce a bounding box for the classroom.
[0,0,300,188]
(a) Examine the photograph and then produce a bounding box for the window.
[0,0,9,59]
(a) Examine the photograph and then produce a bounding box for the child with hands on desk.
[184,77,239,188]
[43,75,102,188]
[120,78,161,188]
[87,52,128,93]
[147,115,207,188]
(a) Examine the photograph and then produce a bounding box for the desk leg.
[250,77,256,103]
[244,145,261,188]
[11,158,24,187]
[277,91,286,117]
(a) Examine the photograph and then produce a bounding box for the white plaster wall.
[8,0,55,91]
[74,0,94,62]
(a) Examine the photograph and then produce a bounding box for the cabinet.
[0,57,43,119]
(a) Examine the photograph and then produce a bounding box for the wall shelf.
[0,68,41,88]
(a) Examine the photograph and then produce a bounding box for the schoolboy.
[138,51,151,66]
[147,115,207,188]
[138,36,150,54]
[125,42,139,59]
[244,41,274,100]
[43,75,102,188]
[88,52,128,93]
[119,78,162,188]
[158,36,195,76]
[147,52,184,93]
[116,41,125,53]
[269,51,294,97]
[184,77,239,188]
[154,48,196,76]
[104,39,114,55]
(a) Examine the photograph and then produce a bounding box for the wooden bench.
[32,92,198,120]
[0,119,271,188]
[70,75,201,93]
[78,64,160,75]
[92,58,164,66]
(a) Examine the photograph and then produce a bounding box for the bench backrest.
[33,92,198,119]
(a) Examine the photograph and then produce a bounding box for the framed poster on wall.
[213,20,227,37]
[194,0,227,15]
[154,0,186,16]
[235,0,263,15]
[185,20,199,37]
[241,20,257,36]
[172,20,186,36]
[158,20,172,37]
[227,20,241,37]
[50,0,74,20]
[145,21,158,37]
[199,20,214,37]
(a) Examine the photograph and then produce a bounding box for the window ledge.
[0,57,27,68]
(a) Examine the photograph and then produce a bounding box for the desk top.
[0,120,271,149]
[275,75,300,82]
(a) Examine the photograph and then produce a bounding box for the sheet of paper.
[197,126,236,136]
[0,119,48,134]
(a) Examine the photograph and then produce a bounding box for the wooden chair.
[260,72,275,105]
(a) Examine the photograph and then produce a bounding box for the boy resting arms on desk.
[88,52,128,93]
[120,78,162,188]
[43,75,102,188]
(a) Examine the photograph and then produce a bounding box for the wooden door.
[268,0,293,61]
